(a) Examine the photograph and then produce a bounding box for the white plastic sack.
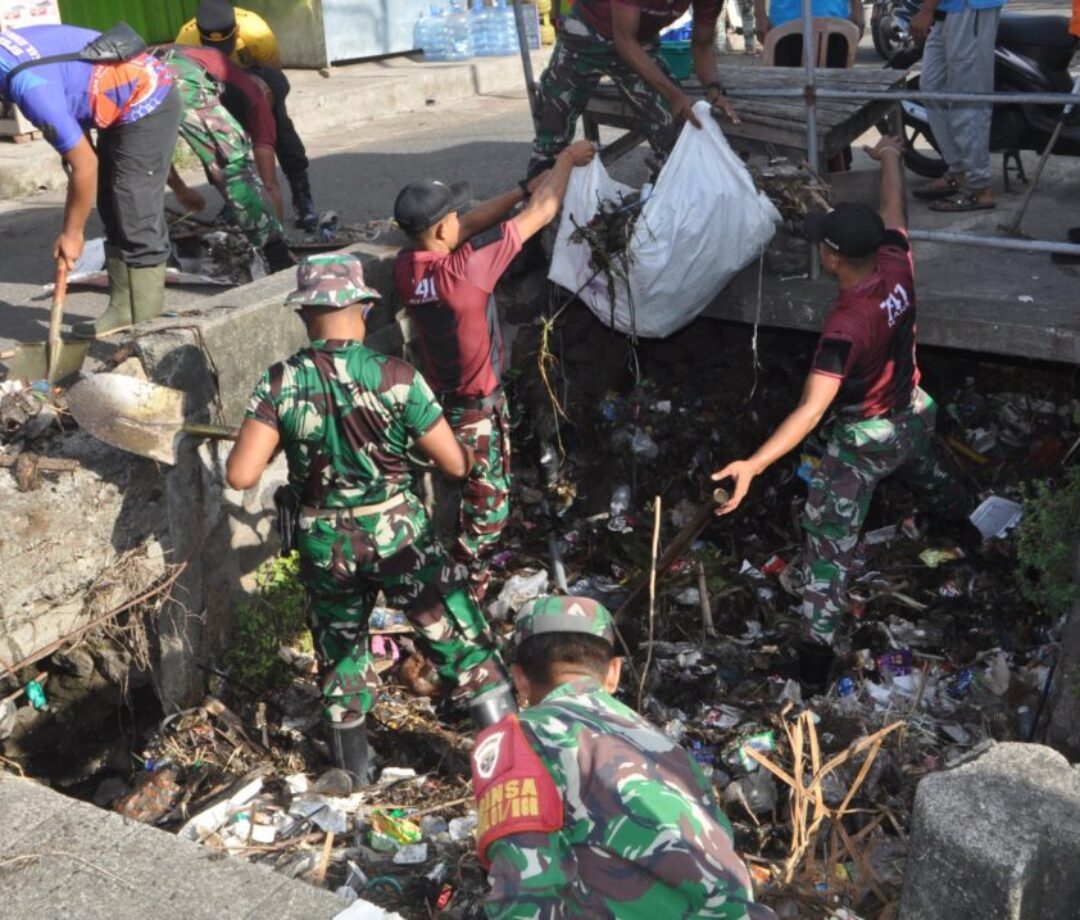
[549,101,781,338]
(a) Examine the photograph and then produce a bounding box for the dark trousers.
[250,65,309,187]
[96,86,182,268]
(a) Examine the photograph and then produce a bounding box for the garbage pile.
[3,324,1076,919]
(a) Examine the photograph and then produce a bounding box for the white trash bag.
[549,101,781,338]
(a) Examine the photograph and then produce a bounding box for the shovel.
[66,373,237,465]
[1,261,89,384]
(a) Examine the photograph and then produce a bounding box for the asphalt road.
[0,90,562,352]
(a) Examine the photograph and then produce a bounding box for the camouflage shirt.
[245,339,443,508]
[483,677,775,919]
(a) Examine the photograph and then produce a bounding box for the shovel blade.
[67,373,187,465]
[3,340,88,385]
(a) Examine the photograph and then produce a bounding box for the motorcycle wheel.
[898,75,948,178]
[872,11,899,60]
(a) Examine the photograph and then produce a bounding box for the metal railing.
[762,1,1080,263]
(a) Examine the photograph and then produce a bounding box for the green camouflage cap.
[285,253,382,309]
[513,595,615,649]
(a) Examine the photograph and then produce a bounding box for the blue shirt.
[0,25,172,154]
[937,0,1007,13]
[769,0,850,28]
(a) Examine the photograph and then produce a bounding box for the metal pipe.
[511,0,538,116]
[800,0,819,280]
[726,86,1080,106]
[907,229,1080,256]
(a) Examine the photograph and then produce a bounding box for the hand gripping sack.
[549,101,781,338]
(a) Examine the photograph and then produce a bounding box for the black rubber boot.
[469,683,518,729]
[262,236,296,274]
[798,639,836,694]
[326,717,371,790]
[289,174,317,232]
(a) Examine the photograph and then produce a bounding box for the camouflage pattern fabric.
[512,594,615,647]
[299,491,508,723]
[446,394,511,604]
[483,676,775,919]
[286,252,381,309]
[246,341,442,509]
[245,340,508,722]
[802,387,955,646]
[530,12,680,173]
[164,51,285,250]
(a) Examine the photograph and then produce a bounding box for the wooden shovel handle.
[45,260,69,383]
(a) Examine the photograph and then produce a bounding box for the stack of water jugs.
[414,0,520,62]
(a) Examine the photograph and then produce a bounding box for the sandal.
[913,177,961,201]
[929,192,996,213]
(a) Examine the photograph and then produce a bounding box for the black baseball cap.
[804,203,886,258]
[197,0,238,51]
[394,180,472,235]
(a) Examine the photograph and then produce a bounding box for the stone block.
[898,742,1080,920]
[1045,600,1080,762]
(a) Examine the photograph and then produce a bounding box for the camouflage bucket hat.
[285,253,382,309]
[512,595,616,651]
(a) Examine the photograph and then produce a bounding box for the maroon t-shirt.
[573,0,722,41]
[811,229,920,419]
[394,220,523,399]
[178,45,276,149]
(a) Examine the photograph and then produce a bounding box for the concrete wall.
[0,242,409,709]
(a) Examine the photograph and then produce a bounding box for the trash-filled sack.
[549,101,781,338]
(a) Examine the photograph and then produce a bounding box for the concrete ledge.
[0,241,409,708]
[898,742,1080,920]
[0,772,344,920]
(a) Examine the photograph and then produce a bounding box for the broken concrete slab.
[898,742,1080,920]
[0,771,346,919]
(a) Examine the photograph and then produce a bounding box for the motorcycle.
[886,12,1080,181]
[871,0,920,60]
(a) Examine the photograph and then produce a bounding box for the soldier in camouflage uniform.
[158,46,293,273]
[470,595,776,919]
[393,141,596,603]
[227,254,516,786]
[713,137,958,687]
[529,0,739,177]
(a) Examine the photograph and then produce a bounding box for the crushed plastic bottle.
[25,679,47,711]
[317,209,339,243]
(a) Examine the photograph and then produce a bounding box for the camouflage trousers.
[297,491,508,724]
[802,388,955,646]
[446,393,512,604]
[168,54,284,250]
[530,14,679,173]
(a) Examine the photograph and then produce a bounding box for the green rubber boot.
[130,262,167,326]
[71,248,132,339]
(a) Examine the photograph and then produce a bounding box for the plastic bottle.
[420,4,447,61]
[471,0,492,56]
[444,1,474,61]
[609,484,631,517]
[489,0,519,56]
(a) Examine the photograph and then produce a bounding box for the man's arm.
[167,165,208,215]
[910,0,940,44]
[415,417,475,481]
[226,418,281,490]
[457,183,536,245]
[611,5,702,128]
[849,0,866,36]
[754,0,770,44]
[865,135,907,230]
[692,11,740,124]
[55,136,98,269]
[511,141,596,242]
[711,371,841,514]
[253,146,285,220]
